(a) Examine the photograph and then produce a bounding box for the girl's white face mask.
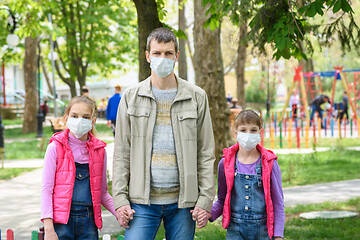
[150,56,175,78]
[237,132,261,151]
[66,117,93,139]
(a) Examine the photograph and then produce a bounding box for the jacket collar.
[138,74,192,102]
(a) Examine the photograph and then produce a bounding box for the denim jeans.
[54,206,98,240]
[227,215,269,240]
[124,203,195,240]
[227,160,270,240]
[53,163,98,240]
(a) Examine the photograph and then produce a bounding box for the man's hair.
[114,84,122,91]
[344,91,347,94]
[81,86,89,93]
[234,109,263,130]
[146,27,178,53]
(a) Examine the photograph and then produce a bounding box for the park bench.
[49,117,66,133]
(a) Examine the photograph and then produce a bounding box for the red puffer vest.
[49,129,106,229]
[222,143,276,239]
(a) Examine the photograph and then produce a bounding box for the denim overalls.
[226,158,270,240]
[54,162,98,240]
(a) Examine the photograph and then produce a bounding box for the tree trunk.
[40,56,53,96]
[299,44,315,103]
[22,36,39,133]
[178,0,187,79]
[236,20,247,107]
[133,0,162,81]
[194,1,232,168]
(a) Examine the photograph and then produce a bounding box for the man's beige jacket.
[112,76,215,212]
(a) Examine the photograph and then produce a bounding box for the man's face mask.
[237,132,261,151]
[150,56,175,78]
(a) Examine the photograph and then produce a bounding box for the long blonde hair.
[64,96,97,136]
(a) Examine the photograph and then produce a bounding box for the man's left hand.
[190,206,211,228]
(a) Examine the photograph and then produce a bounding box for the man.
[81,85,90,96]
[339,91,349,121]
[310,94,330,127]
[112,27,215,239]
[106,84,122,136]
[40,99,49,122]
[81,85,98,115]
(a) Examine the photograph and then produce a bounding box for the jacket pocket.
[177,111,197,141]
[127,106,151,137]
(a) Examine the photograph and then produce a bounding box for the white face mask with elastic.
[150,56,175,78]
[237,132,261,151]
[66,117,93,139]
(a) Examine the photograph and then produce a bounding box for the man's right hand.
[106,120,112,128]
[115,205,136,228]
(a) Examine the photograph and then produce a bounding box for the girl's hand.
[44,228,59,240]
[190,207,211,228]
[43,218,58,240]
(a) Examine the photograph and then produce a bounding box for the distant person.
[41,96,116,239]
[40,99,49,122]
[98,98,108,118]
[226,91,233,105]
[310,94,330,127]
[81,85,98,116]
[230,98,241,109]
[339,91,349,121]
[106,84,122,136]
[209,109,285,240]
[289,91,300,119]
[81,86,90,97]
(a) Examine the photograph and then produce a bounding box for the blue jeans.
[227,215,269,240]
[227,159,270,240]
[310,104,323,126]
[53,163,98,240]
[54,206,98,240]
[124,203,195,240]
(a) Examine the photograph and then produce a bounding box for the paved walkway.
[1,144,360,239]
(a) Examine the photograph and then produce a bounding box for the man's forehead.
[149,40,176,51]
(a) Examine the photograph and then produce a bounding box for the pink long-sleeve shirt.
[41,133,116,220]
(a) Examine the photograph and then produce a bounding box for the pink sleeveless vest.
[222,143,276,239]
[49,129,106,229]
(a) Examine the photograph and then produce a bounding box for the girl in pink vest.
[41,96,116,240]
[209,109,285,239]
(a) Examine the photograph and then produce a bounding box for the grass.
[2,118,23,126]
[5,140,48,159]
[263,135,360,149]
[0,167,36,180]
[107,198,360,240]
[278,150,360,188]
[284,198,360,239]
[2,123,112,160]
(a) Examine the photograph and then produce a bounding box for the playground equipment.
[260,109,358,150]
[281,66,360,124]
[281,66,310,123]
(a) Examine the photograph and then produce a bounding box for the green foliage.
[245,71,278,105]
[1,0,138,90]
[202,0,358,60]
[45,0,138,88]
